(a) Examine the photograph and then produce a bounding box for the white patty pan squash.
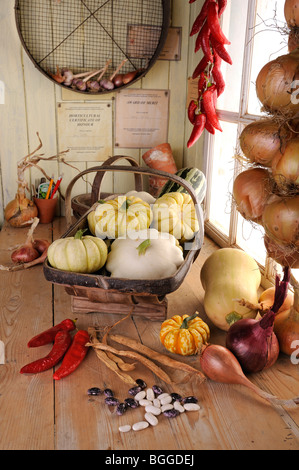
[151,192,199,242]
[106,228,184,279]
[87,195,152,239]
[200,248,261,331]
[47,229,108,273]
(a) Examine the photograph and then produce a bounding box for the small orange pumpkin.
[160,313,210,356]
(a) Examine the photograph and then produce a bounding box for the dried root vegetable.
[86,341,174,385]
[88,327,137,386]
[109,334,206,383]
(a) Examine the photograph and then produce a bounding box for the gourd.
[200,248,261,331]
[151,192,199,242]
[160,313,210,356]
[47,229,108,273]
[105,228,184,279]
[87,195,152,239]
[159,167,207,204]
[125,190,156,205]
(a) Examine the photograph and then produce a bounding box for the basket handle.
[90,155,143,205]
[64,163,205,249]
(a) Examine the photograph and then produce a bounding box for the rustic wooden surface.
[0,218,299,451]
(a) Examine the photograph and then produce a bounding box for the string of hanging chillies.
[187,0,232,148]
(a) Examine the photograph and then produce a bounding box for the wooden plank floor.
[0,218,299,450]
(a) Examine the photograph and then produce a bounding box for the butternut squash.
[200,248,261,331]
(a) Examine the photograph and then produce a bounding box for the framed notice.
[57,102,112,161]
[115,89,169,148]
[159,27,182,61]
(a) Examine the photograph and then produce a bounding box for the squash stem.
[74,228,88,240]
[137,239,151,255]
[180,313,199,329]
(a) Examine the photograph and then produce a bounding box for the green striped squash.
[159,167,206,203]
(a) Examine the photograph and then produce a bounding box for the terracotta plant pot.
[33,197,57,224]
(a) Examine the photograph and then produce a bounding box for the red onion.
[226,267,290,373]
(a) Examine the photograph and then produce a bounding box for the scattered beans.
[152,385,163,396]
[183,403,200,411]
[145,405,161,416]
[170,393,182,402]
[87,387,102,396]
[132,421,149,431]
[116,403,127,415]
[146,388,155,401]
[182,396,198,404]
[139,399,153,407]
[153,398,161,408]
[104,397,119,406]
[124,398,139,409]
[119,424,131,433]
[160,395,172,406]
[136,379,147,389]
[158,393,171,401]
[128,386,143,396]
[163,409,180,418]
[144,412,159,426]
[161,404,174,412]
[134,390,146,401]
[174,401,185,413]
[104,388,114,397]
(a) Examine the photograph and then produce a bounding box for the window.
[202,0,299,284]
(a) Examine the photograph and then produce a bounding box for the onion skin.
[233,167,271,222]
[256,49,299,116]
[271,137,299,188]
[4,196,38,227]
[264,234,299,269]
[274,287,299,356]
[239,119,291,167]
[11,245,39,264]
[262,195,299,247]
[258,286,294,316]
[284,0,299,28]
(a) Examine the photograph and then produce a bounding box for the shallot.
[226,267,290,373]
[200,343,299,408]
[11,218,40,264]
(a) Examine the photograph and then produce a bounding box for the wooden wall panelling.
[0,1,29,227]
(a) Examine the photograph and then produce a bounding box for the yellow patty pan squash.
[160,313,210,356]
[106,228,184,279]
[152,192,199,242]
[87,195,152,239]
[47,229,108,273]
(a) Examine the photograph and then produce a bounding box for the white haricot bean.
[174,401,185,413]
[145,404,161,416]
[153,398,161,408]
[183,403,201,411]
[146,388,155,401]
[160,395,172,405]
[134,390,146,401]
[119,424,131,433]
[161,404,174,412]
[139,399,153,407]
[132,421,149,431]
[144,412,159,426]
[158,393,170,401]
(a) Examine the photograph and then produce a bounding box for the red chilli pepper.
[210,35,232,65]
[190,0,213,36]
[202,84,222,132]
[53,330,90,380]
[198,72,207,96]
[201,100,215,134]
[27,318,76,347]
[218,0,228,16]
[212,50,225,96]
[207,1,231,45]
[188,100,198,124]
[187,113,206,148]
[20,330,72,374]
[192,55,210,79]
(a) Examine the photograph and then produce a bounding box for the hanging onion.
[262,194,299,247]
[264,234,299,268]
[239,119,293,167]
[226,268,290,373]
[233,167,271,222]
[288,29,299,52]
[271,136,299,190]
[284,0,299,28]
[274,275,299,356]
[256,49,299,116]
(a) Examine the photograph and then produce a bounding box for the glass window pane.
[247,0,288,115]
[217,0,249,113]
[237,217,267,266]
[209,121,238,236]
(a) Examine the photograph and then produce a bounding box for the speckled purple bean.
[124,397,139,408]
[104,388,114,397]
[116,403,127,415]
[87,387,102,396]
[105,397,119,406]
[182,396,198,404]
[170,393,182,402]
[128,386,143,396]
[152,385,163,396]
[163,409,180,418]
[136,379,147,389]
